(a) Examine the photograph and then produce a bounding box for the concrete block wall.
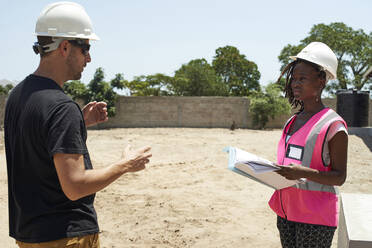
[1,95,371,129]
[96,96,251,129]
[95,96,363,129]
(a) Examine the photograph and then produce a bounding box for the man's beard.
[66,52,83,80]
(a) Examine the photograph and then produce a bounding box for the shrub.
[249,83,291,129]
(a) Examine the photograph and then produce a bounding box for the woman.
[269,42,348,248]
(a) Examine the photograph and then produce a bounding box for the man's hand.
[82,101,108,127]
[119,145,152,173]
[53,145,152,201]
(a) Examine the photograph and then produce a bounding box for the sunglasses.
[68,39,91,56]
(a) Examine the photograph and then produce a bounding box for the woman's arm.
[276,131,348,186]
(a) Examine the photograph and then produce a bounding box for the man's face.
[66,40,91,80]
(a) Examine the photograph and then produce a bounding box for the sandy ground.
[1,128,371,248]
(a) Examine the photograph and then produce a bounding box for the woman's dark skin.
[275,62,348,186]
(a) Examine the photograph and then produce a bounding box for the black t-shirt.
[4,74,99,243]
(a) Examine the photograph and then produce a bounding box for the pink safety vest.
[269,108,347,227]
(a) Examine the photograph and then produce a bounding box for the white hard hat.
[35,1,99,41]
[290,42,338,81]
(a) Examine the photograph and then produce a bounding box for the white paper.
[234,148,279,173]
[225,146,299,190]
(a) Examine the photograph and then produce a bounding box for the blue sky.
[0,0,371,91]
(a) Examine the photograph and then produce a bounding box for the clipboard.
[224,146,299,190]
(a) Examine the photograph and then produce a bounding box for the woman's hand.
[275,163,310,180]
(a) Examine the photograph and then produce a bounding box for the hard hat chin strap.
[32,37,65,55]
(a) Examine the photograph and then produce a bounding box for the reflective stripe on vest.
[290,110,341,194]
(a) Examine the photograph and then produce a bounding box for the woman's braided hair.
[277,58,327,112]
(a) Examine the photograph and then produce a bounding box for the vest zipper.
[280,130,291,220]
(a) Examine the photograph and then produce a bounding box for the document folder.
[224,146,299,190]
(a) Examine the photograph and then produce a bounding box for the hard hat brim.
[34,33,100,41]
[288,55,337,80]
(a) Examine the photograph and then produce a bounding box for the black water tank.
[336,89,370,127]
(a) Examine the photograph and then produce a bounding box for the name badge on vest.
[286,144,304,161]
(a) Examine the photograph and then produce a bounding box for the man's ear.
[58,40,70,57]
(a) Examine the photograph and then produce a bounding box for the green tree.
[278,22,372,94]
[274,77,287,92]
[63,80,88,101]
[124,73,173,96]
[110,73,127,90]
[63,69,132,116]
[212,45,261,96]
[0,84,14,95]
[85,67,119,116]
[249,83,291,129]
[63,68,127,117]
[172,58,228,96]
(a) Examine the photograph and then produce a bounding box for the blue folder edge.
[224,146,276,190]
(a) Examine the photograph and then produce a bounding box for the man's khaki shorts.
[16,233,100,248]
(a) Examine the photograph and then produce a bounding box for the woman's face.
[290,62,325,102]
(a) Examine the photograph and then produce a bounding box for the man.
[4,2,151,247]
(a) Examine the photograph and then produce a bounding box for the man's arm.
[54,146,151,201]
